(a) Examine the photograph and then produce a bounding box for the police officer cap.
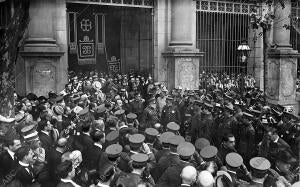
[167,135,185,147]
[114,109,125,116]
[166,122,180,132]
[145,128,159,137]
[131,153,148,168]
[105,144,122,158]
[195,138,210,151]
[159,132,175,144]
[126,113,137,120]
[249,157,270,172]
[105,131,119,145]
[78,107,89,116]
[226,153,243,168]
[177,142,195,158]
[200,146,218,161]
[129,134,145,147]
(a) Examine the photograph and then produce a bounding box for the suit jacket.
[88,144,103,171]
[38,131,54,156]
[78,133,94,169]
[47,148,63,182]
[154,148,170,163]
[0,150,17,179]
[157,160,192,187]
[15,163,35,187]
[151,152,180,182]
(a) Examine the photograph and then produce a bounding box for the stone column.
[169,0,193,47]
[162,0,203,90]
[266,0,299,114]
[20,0,65,97]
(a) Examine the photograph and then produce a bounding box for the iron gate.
[291,1,300,78]
[196,0,253,75]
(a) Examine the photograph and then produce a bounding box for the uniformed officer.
[154,131,175,162]
[242,157,271,187]
[115,153,155,187]
[140,98,160,130]
[225,152,250,186]
[161,96,181,129]
[144,128,159,156]
[118,134,146,173]
[153,135,185,182]
[99,144,123,186]
[157,142,196,187]
[166,122,180,135]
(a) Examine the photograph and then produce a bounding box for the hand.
[142,143,151,154]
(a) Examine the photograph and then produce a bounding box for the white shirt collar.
[19,161,29,167]
[41,130,50,136]
[7,149,15,160]
[61,178,81,187]
[94,143,102,149]
[274,136,279,143]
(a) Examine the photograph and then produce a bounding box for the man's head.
[181,166,197,185]
[15,145,35,164]
[6,139,21,152]
[92,130,105,145]
[222,133,235,150]
[38,120,53,132]
[56,160,75,179]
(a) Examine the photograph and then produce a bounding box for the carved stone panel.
[175,58,198,90]
[280,59,296,99]
[266,60,279,99]
[31,62,56,96]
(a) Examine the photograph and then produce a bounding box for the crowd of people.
[0,70,299,187]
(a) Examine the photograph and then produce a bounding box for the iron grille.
[196,0,251,75]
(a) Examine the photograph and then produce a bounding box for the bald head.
[181,166,197,185]
[198,170,214,187]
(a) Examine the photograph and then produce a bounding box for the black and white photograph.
[0,0,300,186]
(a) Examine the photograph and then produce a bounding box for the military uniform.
[141,100,160,129]
[114,153,155,187]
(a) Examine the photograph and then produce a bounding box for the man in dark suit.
[15,145,37,186]
[78,123,94,170]
[156,142,195,187]
[56,160,80,187]
[89,130,105,172]
[0,138,21,180]
[38,120,55,158]
[47,137,68,185]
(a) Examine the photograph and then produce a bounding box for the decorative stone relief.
[31,62,56,97]
[176,58,197,90]
[266,60,279,98]
[281,60,296,97]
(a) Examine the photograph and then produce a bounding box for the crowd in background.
[0,70,299,187]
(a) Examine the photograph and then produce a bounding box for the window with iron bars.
[291,1,300,78]
[196,0,252,75]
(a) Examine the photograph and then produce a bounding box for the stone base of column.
[266,47,299,115]
[162,48,204,90]
[20,38,64,97]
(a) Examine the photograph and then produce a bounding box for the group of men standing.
[0,71,299,187]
